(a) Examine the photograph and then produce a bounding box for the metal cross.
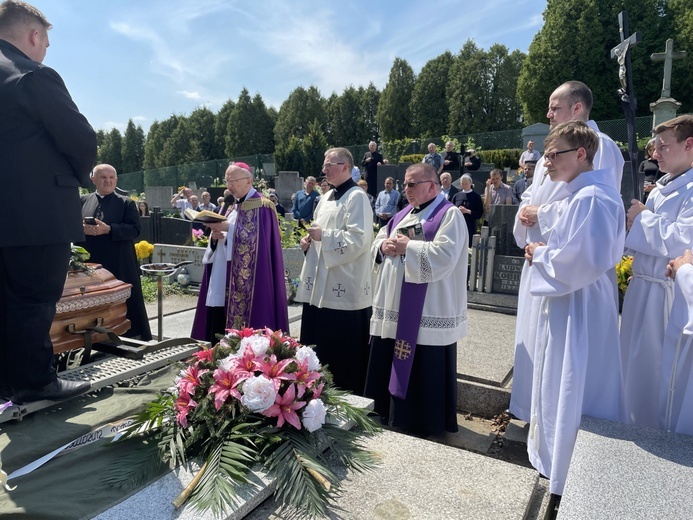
[394,339,412,360]
[651,39,686,99]
[332,284,346,297]
[610,11,641,202]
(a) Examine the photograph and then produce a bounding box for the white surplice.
[659,263,693,434]
[510,122,624,421]
[369,194,468,346]
[527,169,626,496]
[295,185,373,310]
[622,167,693,427]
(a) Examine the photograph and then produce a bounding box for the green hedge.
[478,149,523,169]
[399,154,425,164]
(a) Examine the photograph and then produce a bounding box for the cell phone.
[84,217,97,225]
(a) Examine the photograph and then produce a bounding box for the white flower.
[240,375,276,412]
[295,346,321,371]
[217,354,238,371]
[241,335,271,357]
[301,399,327,432]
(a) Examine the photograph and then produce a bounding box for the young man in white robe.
[510,80,624,422]
[622,114,693,428]
[365,163,468,435]
[524,121,626,507]
[294,147,374,395]
[660,249,693,435]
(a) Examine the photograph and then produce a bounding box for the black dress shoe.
[12,378,91,404]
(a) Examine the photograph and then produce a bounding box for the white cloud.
[132,115,148,122]
[177,90,202,100]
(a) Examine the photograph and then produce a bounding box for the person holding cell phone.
[79,164,152,340]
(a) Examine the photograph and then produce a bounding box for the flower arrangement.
[109,328,380,518]
[616,255,634,294]
[134,240,154,261]
[69,244,91,272]
[192,228,209,248]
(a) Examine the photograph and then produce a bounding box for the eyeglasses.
[321,162,346,171]
[543,148,578,162]
[226,176,250,183]
[403,180,438,189]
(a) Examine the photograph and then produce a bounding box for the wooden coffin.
[50,264,132,354]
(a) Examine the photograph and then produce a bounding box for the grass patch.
[140,275,185,303]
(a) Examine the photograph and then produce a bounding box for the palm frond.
[262,429,342,519]
[102,437,170,489]
[186,437,259,516]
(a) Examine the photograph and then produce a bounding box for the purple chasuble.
[385,198,453,399]
[191,192,289,340]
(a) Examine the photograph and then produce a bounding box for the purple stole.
[385,198,453,399]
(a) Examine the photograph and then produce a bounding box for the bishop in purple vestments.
[191,163,288,342]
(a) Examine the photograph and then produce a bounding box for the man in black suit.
[0,1,96,403]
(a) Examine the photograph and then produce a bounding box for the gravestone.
[153,244,205,284]
[649,38,687,129]
[282,247,304,281]
[376,164,403,193]
[487,205,523,257]
[160,216,193,246]
[275,171,302,209]
[138,216,153,244]
[144,186,174,213]
[491,255,523,295]
[263,162,276,177]
[521,123,550,153]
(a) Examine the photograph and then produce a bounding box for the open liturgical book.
[184,208,227,223]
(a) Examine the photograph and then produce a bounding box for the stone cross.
[651,39,686,99]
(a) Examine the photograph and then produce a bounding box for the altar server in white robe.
[622,114,693,428]
[524,121,625,500]
[660,249,693,435]
[295,147,374,395]
[365,163,468,435]
[510,81,624,422]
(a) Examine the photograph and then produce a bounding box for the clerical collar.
[411,197,435,214]
[333,178,357,201]
[236,194,247,204]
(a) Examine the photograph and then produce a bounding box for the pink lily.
[178,365,208,396]
[209,368,248,410]
[257,355,296,391]
[191,348,214,363]
[175,392,198,428]
[262,384,306,429]
[293,362,321,398]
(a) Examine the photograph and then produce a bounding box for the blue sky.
[30,0,545,133]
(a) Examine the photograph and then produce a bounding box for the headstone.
[159,216,193,246]
[649,38,685,128]
[487,205,523,257]
[144,186,174,213]
[153,244,205,284]
[275,171,302,209]
[491,255,523,295]
[282,247,304,281]
[263,162,276,177]
[138,216,153,244]
[376,164,402,193]
[521,123,550,153]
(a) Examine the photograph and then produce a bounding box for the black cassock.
[78,192,152,340]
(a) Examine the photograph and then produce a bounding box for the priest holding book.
[191,162,288,343]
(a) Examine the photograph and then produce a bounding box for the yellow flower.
[615,255,633,294]
[135,240,154,260]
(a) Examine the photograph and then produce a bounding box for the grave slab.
[559,415,693,519]
[248,429,537,520]
[93,395,374,520]
[153,244,206,284]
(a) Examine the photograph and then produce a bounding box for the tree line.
[97,0,691,175]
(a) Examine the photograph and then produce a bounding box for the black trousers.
[0,243,70,390]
